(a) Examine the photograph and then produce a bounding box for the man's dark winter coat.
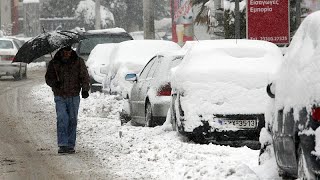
[45,48,90,97]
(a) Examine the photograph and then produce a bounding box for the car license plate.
[222,119,257,128]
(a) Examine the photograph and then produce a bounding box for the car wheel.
[297,144,315,180]
[145,102,154,127]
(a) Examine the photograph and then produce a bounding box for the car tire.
[145,102,154,127]
[171,96,178,131]
[297,144,315,180]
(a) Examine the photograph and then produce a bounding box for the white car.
[102,40,181,98]
[86,43,117,92]
[170,39,283,149]
[0,37,27,80]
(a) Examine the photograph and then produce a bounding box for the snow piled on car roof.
[271,11,320,158]
[171,39,283,130]
[86,28,126,34]
[274,11,320,111]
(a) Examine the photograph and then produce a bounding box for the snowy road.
[0,67,281,180]
[0,69,108,180]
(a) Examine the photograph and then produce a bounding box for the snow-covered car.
[102,40,181,98]
[170,39,283,149]
[260,11,320,179]
[75,28,133,62]
[123,51,185,127]
[86,43,117,92]
[0,37,27,80]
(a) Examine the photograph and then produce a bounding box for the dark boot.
[68,147,75,154]
[58,146,68,154]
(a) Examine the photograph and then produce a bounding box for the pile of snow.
[30,83,280,179]
[171,39,283,131]
[102,40,181,97]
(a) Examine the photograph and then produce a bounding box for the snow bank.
[31,83,279,180]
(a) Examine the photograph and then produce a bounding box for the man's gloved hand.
[81,91,89,99]
[55,81,62,89]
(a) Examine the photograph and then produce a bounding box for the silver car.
[123,51,185,127]
[0,37,27,80]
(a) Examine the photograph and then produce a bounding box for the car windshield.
[0,40,14,49]
[79,35,132,55]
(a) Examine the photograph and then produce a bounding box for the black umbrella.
[13,30,86,64]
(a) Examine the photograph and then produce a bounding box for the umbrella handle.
[43,26,60,82]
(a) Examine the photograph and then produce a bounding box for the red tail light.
[312,107,320,122]
[1,55,15,61]
[157,83,172,96]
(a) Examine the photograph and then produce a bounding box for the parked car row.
[111,38,282,152]
[80,11,320,179]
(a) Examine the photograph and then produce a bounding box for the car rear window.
[0,40,13,49]
[78,34,132,55]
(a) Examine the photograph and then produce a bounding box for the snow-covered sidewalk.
[31,83,280,180]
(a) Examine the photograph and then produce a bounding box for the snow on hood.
[172,40,283,126]
[274,11,320,111]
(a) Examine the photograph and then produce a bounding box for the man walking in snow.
[45,46,90,154]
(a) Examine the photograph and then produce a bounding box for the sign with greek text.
[247,0,289,44]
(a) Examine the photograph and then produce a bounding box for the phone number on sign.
[259,36,288,41]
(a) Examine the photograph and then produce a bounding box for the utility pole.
[296,0,301,30]
[235,0,240,39]
[143,0,155,39]
[95,0,101,30]
[0,0,1,31]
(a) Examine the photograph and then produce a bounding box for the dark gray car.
[123,51,185,127]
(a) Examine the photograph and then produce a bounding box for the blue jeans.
[54,96,80,148]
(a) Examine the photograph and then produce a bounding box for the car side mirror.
[266,83,275,98]
[125,73,137,82]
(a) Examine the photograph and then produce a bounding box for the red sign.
[247,0,290,44]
